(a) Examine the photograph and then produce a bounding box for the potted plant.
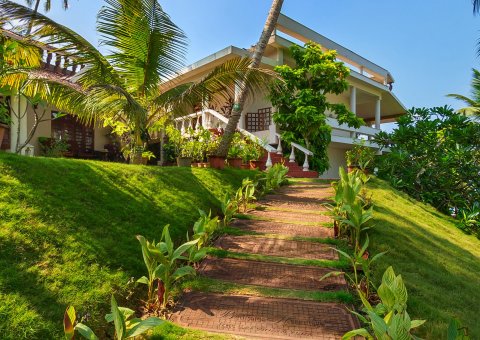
[241,142,263,170]
[207,134,226,170]
[227,132,244,168]
[345,141,375,173]
[177,139,196,167]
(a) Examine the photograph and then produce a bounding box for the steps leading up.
[259,151,319,178]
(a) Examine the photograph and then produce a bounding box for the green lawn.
[367,178,480,339]
[0,153,253,339]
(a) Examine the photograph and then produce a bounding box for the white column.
[349,86,357,138]
[375,98,381,129]
[350,86,356,115]
[10,94,28,153]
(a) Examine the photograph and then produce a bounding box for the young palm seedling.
[221,193,238,226]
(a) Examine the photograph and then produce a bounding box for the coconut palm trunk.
[215,0,284,157]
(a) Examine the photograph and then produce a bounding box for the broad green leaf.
[110,296,126,340]
[136,276,149,285]
[378,283,396,311]
[64,306,76,339]
[342,328,372,340]
[367,311,388,339]
[125,317,164,338]
[410,319,426,329]
[172,239,199,261]
[382,266,396,287]
[319,271,342,282]
[105,307,135,323]
[74,323,99,340]
[172,265,196,281]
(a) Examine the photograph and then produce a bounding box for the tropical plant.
[345,141,376,171]
[227,132,244,159]
[192,209,219,249]
[269,42,363,172]
[240,141,263,163]
[0,0,273,163]
[320,235,386,300]
[448,318,471,340]
[215,0,284,156]
[63,296,164,340]
[38,136,69,157]
[374,106,480,216]
[343,266,426,340]
[341,201,374,251]
[447,68,480,116]
[136,225,198,308]
[235,178,256,212]
[264,162,289,192]
[457,202,480,238]
[221,192,238,226]
[185,232,207,268]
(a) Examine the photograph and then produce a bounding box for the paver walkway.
[171,181,358,339]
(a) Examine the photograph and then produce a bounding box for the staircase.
[259,151,319,178]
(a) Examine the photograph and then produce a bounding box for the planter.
[177,157,192,167]
[202,162,210,168]
[347,165,359,173]
[249,160,262,170]
[227,158,242,169]
[208,156,226,169]
[141,157,149,165]
[240,163,250,170]
[0,124,7,149]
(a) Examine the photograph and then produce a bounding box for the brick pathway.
[171,181,357,339]
[171,292,359,340]
[214,235,338,260]
[231,219,334,238]
[199,257,346,291]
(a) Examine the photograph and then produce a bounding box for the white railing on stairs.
[275,133,314,171]
[175,109,275,168]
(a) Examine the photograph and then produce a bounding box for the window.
[51,113,94,157]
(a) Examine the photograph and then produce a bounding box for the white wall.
[319,145,347,179]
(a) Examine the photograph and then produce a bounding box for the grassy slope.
[0,153,253,339]
[368,178,480,339]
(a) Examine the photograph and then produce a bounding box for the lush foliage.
[343,267,426,340]
[366,178,480,338]
[0,153,253,338]
[269,42,363,172]
[63,296,163,340]
[137,225,198,309]
[235,178,256,212]
[345,141,376,170]
[375,106,480,218]
[0,0,272,162]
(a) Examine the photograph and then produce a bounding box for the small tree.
[269,42,363,172]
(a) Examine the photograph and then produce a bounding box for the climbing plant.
[269,42,363,173]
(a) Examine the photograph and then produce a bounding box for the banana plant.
[63,296,163,340]
[343,266,426,340]
[136,225,198,308]
[235,178,256,212]
[221,193,238,226]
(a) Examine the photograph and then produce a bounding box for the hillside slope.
[0,153,251,339]
[368,178,480,339]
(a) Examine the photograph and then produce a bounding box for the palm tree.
[215,0,284,157]
[0,0,272,163]
[448,68,480,116]
[474,0,480,14]
[25,0,69,13]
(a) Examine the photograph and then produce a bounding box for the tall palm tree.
[25,0,69,13]
[215,0,284,156]
[448,68,480,116]
[0,0,273,163]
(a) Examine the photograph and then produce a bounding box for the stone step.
[214,235,338,260]
[247,209,332,224]
[199,258,346,292]
[258,201,330,212]
[171,292,360,340]
[231,219,334,239]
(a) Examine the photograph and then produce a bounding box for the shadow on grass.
[0,153,252,339]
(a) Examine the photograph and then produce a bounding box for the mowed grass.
[0,153,254,339]
[367,178,480,339]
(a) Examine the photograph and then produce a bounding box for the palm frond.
[0,0,120,88]
[168,57,277,110]
[97,0,187,95]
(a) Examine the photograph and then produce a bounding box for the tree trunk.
[215,0,284,157]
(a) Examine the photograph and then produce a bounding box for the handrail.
[290,141,313,156]
[275,132,313,171]
[326,117,379,136]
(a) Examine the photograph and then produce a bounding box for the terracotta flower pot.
[177,157,192,167]
[228,158,242,169]
[347,165,359,173]
[240,163,250,170]
[0,124,7,149]
[208,156,226,169]
[333,221,339,238]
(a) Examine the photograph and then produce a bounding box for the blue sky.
[11,0,480,111]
